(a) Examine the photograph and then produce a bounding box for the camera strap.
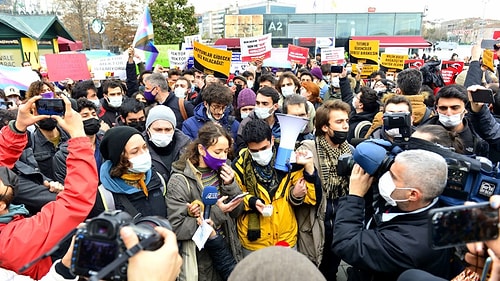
[89,234,160,281]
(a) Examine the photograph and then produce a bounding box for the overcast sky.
[187,0,499,21]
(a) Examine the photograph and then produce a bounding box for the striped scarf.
[316,135,351,199]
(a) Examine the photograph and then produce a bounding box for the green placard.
[155,44,180,67]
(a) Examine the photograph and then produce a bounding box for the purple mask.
[202,148,226,171]
[143,89,156,102]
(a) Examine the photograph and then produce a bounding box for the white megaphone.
[274,113,309,172]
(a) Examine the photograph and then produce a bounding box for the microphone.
[201,186,218,220]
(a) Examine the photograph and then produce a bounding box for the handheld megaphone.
[274,113,309,172]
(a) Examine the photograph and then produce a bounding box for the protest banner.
[349,40,379,65]
[193,41,232,78]
[380,53,408,72]
[482,49,495,72]
[0,65,40,90]
[240,33,272,62]
[45,53,91,81]
[87,55,128,80]
[321,47,345,65]
[184,34,202,48]
[168,50,190,70]
[155,44,180,67]
[441,60,464,85]
[262,48,291,68]
[287,44,308,65]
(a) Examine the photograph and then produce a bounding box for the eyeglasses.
[210,104,227,112]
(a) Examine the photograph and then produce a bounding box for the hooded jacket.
[0,136,98,280]
[182,103,239,141]
[98,97,123,127]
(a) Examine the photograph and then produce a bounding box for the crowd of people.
[1,43,500,281]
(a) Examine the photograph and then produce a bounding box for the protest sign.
[168,50,190,70]
[441,60,464,85]
[45,53,91,81]
[349,40,379,65]
[240,33,272,62]
[193,41,232,78]
[321,47,345,65]
[88,55,128,80]
[287,44,309,65]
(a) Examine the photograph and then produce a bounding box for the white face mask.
[247,80,254,89]
[385,128,402,138]
[128,152,152,173]
[108,96,123,108]
[331,76,340,88]
[378,171,411,206]
[90,98,101,108]
[207,109,224,122]
[241,112,250,119]
[254,107,273,120]
[174,87,186,99]
[438,112,463,128]
[250,146,274,166]
[150,132,173,147]
[281,86,295,97]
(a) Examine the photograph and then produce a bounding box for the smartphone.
[228,192,249,204]
[35,98,65,116]
[330,65,343,73]
[429,202,499,249]
[472,89,494,104]
[481,257,492,281]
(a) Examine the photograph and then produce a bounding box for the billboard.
[225,15,264,38]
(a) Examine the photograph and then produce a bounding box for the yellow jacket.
[233,148,317,251]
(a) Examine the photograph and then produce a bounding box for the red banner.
[287,44,309,65]
[441,60,464,85]
[403,59,425,69]
[45,53,90,81]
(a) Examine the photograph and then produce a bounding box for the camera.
[382,112,412,145]
[71,210,171,280]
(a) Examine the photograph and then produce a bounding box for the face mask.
[345,66,352,74]
[128,152,152,173]
[83,118,100,135]
[250,146,274,166]
[385,128,401,138]
[108,96,123,108]
[228,82,234,87]
[438,112,463,128]
[207,109,224,122]
[143,89,156,102]
[254,107,273,120]
[37,118,57,131]
[235,84,243,95]
[150,132,173,148]
[241,112,250,119]
[351,97,357,109]
[329,130,347,144]
[128,121,146,132]
[202,148,226,171]
[378,171,411,206]
[174,87,186,99]
[191,85,196,92]
[331,77,340,88]
[90,98,101,108]
[247,80,254,89]
[281,86,295,97]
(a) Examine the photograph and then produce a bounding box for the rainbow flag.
[0,65,40,91]
[133,6,158,71]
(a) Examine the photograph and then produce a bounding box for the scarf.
[316,135,351,199]
[241,148,278,241]
[121,172,149,197]
[100,160,152,196]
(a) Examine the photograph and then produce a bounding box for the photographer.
[0,95,98,279]
[332,149,454,281]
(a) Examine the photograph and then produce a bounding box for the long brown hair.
[182,122,233,166]
[109,151,131,177]
[25,81,55,99]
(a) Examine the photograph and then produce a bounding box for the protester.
[0,95,98,279]
[236,88,256,121]
[88,126,167,218]
[348,86,379,141]
[166,122,244,281]
[116,98,147,131]
[98,79,126,127]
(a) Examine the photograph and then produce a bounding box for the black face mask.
[235,84,243,95]
[329,130,348,144]
[37,118,57,131]
[83,118,101,135]
[127,120,146,132]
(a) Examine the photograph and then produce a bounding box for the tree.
[101,0,141,52]
[56,0,98,49]
[149,0,199,45]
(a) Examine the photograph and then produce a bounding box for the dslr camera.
[71,210,171,280]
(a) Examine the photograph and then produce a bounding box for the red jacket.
[0,134,98,279]
[0,123,28,168]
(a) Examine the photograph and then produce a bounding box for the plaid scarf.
[316,135,351,199]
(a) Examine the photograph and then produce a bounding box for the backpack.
[354,120,372,139]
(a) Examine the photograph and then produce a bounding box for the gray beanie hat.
[146,105,177,129]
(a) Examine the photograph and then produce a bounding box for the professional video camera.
[337,138,500,206]
[71,210,171,280]
[382,112,412,146]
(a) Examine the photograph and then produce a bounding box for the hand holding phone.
[330,65,343,73]
[35,98,65,116]
[472,89,494,104]
[429,202,499,249]
[228,192,249,204]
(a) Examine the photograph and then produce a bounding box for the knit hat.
[0,167,19,196]
[100,126,141,166]
[4,86,20,97]
[233,75,247,84]
[237,88,256,109]
[310,67,323,80]
[228,246,326,281]
[146,105,177,129]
